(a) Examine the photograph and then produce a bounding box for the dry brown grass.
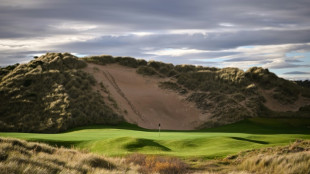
[233,140,310,174]
[0,137,138,174]
[201,140,310,174]
[126,153,188,174]
[185,140,310,174]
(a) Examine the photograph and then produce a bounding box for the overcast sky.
[1,0,310,80]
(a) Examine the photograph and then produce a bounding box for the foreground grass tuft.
[126,153,188,174]
[233,140,310,174]
[0,137,135,174]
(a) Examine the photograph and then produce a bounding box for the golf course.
[1,118,310,159]
[1,53,310,173]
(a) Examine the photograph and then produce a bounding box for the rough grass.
[189,139,310,174]
[230,140,310,174]
[0,53,123,133]
[126,153,188,174]
[82,55,147,68]
[0,137,137,174]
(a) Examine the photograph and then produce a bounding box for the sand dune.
[84,63,203,130]
[260,89,310,112]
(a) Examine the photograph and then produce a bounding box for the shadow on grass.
[64,122,150,132]
[124,138,171,152]
[230,137,269,144]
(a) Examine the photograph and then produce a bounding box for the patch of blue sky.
[285,51,310,65]
[274,68,309,74]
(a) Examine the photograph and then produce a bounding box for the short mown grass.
[1,118,310,160]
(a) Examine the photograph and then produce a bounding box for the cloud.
[263,59,310,69]
[219,23,235,27]
[284,71,310,74]
[0,0,310,79]
[145,48,208,57]
[49,22,98,32]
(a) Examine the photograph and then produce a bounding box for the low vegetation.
[295,80,310,88]
[158,81,187,94]
[0,53,122,133]
[82,55,147,68]
[0,137,133,174]
[126,153,188,174]
[225,140,310,174]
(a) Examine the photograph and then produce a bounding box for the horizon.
[0,0,310,80]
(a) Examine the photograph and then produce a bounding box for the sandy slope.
[84,63,203,130]
[259,89,310,112]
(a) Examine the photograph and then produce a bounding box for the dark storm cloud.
[226,57,273,63]
[285,59,303,63]
[53,29,310,55]
[0,0,310,79]
[284,71,310,74]
[1,0,310,38]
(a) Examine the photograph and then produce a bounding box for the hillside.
[0,53,310,132]
[82,55,310,129]
[0,53,122,133]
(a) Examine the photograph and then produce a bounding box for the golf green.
[1,118,310,159]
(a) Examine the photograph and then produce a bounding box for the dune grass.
[0,118,310,160]
[0,137,135,174]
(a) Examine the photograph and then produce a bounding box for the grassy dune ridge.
[1,53,309,133]
[0,53,122,133]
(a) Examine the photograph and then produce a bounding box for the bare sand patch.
[83,63,203,130]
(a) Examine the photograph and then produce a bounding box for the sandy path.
[83,63,203,130]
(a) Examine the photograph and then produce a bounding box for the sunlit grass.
[1,118,310,159]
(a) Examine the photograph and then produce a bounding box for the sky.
[0,0,310,80]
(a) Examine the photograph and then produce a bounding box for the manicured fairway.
[1,118,310,159]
